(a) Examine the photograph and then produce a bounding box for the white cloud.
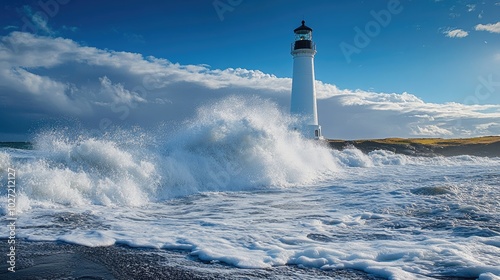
[444,28,469,38]
[466,4,476,12]
[411,125,453,136]
[21,5,56,35]
[0,32,499,141]
[31,13,54,35]
[99,76,147,105]
[0,66,79,113]
[475,22,500,34]
[475,122,499,132]
[3,25,18,31]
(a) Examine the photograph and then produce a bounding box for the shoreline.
[0,239,383,280]
[0,239,483,279]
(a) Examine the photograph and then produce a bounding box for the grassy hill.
[328,136,500,157]
[368,136,500,145]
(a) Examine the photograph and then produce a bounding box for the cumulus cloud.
[475,22,500,33]
[444,28,469,38]
[0,32,500,141]
[318,92,500,139]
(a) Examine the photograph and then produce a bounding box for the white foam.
[7,133,160,212]
[2,96,500,280]
[0,151,11,173]
[58,230,116,247]
[0,96,344,211]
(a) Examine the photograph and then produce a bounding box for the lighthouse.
[290,20,322,139]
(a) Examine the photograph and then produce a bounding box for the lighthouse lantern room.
[290,20,322,139]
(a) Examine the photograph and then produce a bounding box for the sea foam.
[1,96,500,279]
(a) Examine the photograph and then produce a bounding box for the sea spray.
[2,96,340,210]
[15,132,159,211]
[157,96,341,197]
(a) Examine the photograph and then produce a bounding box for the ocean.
[1,97,499,279]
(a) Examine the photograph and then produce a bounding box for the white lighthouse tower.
[290,20,322,139]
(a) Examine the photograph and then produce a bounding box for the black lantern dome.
[293,21,314,50]
[294,20,313,33]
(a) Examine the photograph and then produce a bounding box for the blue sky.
[1,0,499,140]
[3,0,498,103]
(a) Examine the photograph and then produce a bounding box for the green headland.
[328,136,500,157]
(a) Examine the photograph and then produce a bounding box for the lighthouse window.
[295,31,312,41]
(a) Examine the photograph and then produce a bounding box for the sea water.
[1,96,499,280]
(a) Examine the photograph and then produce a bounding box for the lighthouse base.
[293,124,323,140]
[309,124,323,140]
